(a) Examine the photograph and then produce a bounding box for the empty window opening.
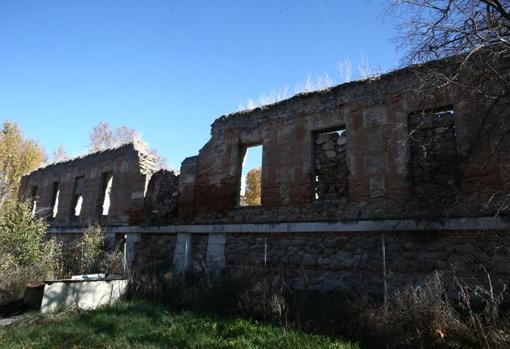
[71,176,85,219]
[30,186,38,216]
[99,172,113,216]
[74,195,83,217]
[314,129,348,201]
[50,182,60,219]
[408,106,458,195]
[238,145,263,207]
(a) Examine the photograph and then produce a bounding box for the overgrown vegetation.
[0,202,61,304]
[0,215,123,306]
[0,301,355,349]
[59,224,124,277]
[127,267,510,348]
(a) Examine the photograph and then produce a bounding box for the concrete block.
[41,279,127,313]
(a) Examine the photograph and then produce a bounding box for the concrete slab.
[40,279,127,313]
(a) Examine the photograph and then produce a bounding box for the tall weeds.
[127,267,510,348]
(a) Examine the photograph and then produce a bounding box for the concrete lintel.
[47,216,510,235]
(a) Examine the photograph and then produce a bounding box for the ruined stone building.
[20,60,510,295]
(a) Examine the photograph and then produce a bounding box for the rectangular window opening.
[408,106,458,195]
[313,128,348,201]
[71,176,85,219]
[238,144,263,207]
[50,182,60,219]
[30,186,38,216]
[99,172,113,217]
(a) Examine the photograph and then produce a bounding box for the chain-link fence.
[129,230,510,298]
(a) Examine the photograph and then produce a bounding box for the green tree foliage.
[61,224,124,277]
[242,168,261,206]
[0,202,62,301]
[0,201,48,267]
[80,224,106,274]
[0,121,45,204]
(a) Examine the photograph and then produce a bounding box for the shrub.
[0,201,47,267]
[59,224,124,277]
[0,202,63,302]
[353,274,510,348]
[80,224,105,274]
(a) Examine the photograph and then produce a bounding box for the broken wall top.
[20,142,157,227]
[179,57,510,224]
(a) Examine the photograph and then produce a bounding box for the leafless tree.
[387,0,509,95]
[387,0,510,214]
[88,122,139,153]
[52,145,69,163]
[88,122,167,170]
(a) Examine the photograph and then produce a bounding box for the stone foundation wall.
[190,234,208,273]
[385,232,510,290]
[130,230,510,295]
[135,234,177,269]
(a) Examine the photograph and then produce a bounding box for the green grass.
[0,301,357,349]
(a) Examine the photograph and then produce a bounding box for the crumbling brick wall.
[143,170,180,225]
[178,62,509,224]
[19,142,156,227]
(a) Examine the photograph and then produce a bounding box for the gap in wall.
[239,144,263,207]
[314,128,348,201]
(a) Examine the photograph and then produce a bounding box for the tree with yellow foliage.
[0,121,45,206]
[241,168,261,206]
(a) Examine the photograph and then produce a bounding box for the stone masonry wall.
[131,230,510,295]
[408,107,459,196]
[143,170,180,225]
[190,234,209,273]
[243,231,510,294]
[19,142,156,227]
[314,130,348,201]
[178,61,510,224]
[135,234,177,269]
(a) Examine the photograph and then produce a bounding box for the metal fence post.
[381,233,388,305]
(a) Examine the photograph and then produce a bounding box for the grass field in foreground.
[0,301,357,349]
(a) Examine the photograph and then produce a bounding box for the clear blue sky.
[0,0,400,170]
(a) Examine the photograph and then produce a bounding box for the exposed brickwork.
[19,142,156,227]
[179,64,509,224]
[21,57,510,295]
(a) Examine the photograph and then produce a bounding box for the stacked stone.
[143,170,180,224]
[135,234,177,269]
[314,131,348,201]
[223,234,381,293]
[409,110,458,195]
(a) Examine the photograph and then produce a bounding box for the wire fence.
[131,230,510,297]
